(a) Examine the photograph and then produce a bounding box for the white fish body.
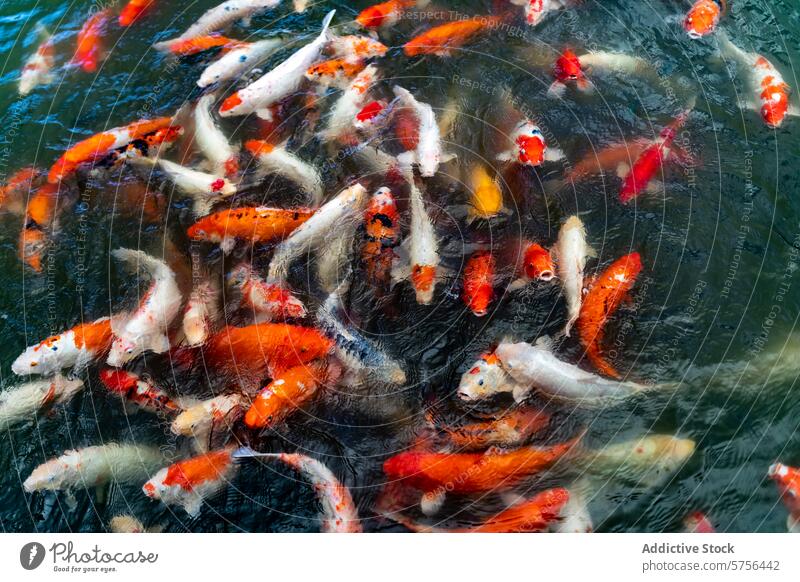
[171,394,245,452]
[494,339,650,405]
[182,279,219,346]
[197,38,282,88]
[12,317,111,376]
[0,376,84,429]
[218,10,335,117]
[267,182,367,282]
[156,0,282,46]
[19,24,54,96]
[393,86,448,177]
[406,177,439,304]
[24,444,165,492]
[194,93,239,178]
[316,227,358,295]
[107,249,182,367]
[552,478,593,533]
[320,65,379,142]
[250,144,323,206]
[555,216,592,336]
[578,51,648,74]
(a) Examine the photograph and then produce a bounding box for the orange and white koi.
[462,251,495,317]
[553,216,593,336]
[182,279,220,346]
[457,349,524,401]
[156,34,237,56]
[393,86,453,177]
[245,140,324,206]
[497,120,564,166]
[25,444,164,492]
[356,0,420,30]
[267,183,368,283]
[403,15,503,57]
[186,206,315,253]
[219,11,335,117]
[195,93,240,179]
[719,33,794,128]
[467,162,506,221]
[234,450,362,532]
[0,167,41,215]
[429,406,551,450]
[305,58,367,89]
[362,187,400,288]
[0,376,84,429]
[393,177,439,304]
[72,9,110,73]
[578,252,642,379]
[198,38,282,88]
[768,463,800,523]
[130,156,236,216]
[509,241,556,291]
[19,24,54,96]
[12,316,113,376]
[98,368,180,415]
[171,394,246,452]
[48,117,177,183]
[154,0,282,49]
[320,65,380,142]
[244,361,329,428]
[547,48,592,97]
[330,35,388,64]
[684,0,725,39]
[229,263,307,321]
[683,511,716,533]
[510,0,565,27]
[107,249,182,367]
[142,447,239,516]
[119,0,156,26]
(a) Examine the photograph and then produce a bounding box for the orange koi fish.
[186,206,315,253]
[548,48,592,97]
[12,316,113,375]
[684,0,725,39]
[429,406,551,450]
[158,35,238,56]
[523,242,555,281]
[462,251,495,317]
[404,16,504,57]
[99,368,180,415]
[48,117,175,183]
[356,0,418,29]
[577,252,642,379]
[0,167,41,215]
[306,58,366,87]
[243,361,329,428]
[72,9,111,73]
[119,0,156,26]
[362,187,400,289]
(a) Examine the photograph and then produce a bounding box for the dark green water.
[0,0,799,532]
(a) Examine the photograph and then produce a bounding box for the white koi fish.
[393,86,452,177]
[182,279,220,347]
[24,444,165,492]
[244,139,323,206]
[107,249,182,367]
[552,478,593,533]
[320,65,380,142]
[553,216,593,336]
[0,376,84,429]
[171,394,246,452]
[194,93,239,178]
[457,349,524,401]
[497,120,564,166]
[329,35,388,64]
[197,38,282,88]
[267,182,367,283]
[219,10,335,118]
[19,23,55,96]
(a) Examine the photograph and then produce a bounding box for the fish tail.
[587,349,622,380]
[319,10,336,42]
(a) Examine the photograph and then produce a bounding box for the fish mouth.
[538,270,555,282]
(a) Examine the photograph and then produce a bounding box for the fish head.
[554,49,583,82]
[23,450,81,492]
[411,264,436,304]
[106,336,141,368]
[12,335,66,376]
[514,124,546,166]
[457,351,508,401]
[142,468,168,500]
[683,0,719,39]
[19,72,38,96]
[493,342,536,379]
[354,100,388,131]
[171,405,209,436]
[418,149,441,178]
[760,89,789,128]
[524,243,555,281]
[99,368,139,394]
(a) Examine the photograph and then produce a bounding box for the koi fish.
[119,0,155,26]
[495,337,653,405]
[582,434,696,488]
[12,317,113,376]
[154,0,282,48]
[107,249,182,367]
[463,251,495,317]
[186,206,315,253]
[72,9,110,73]
[320,65,380,143]
[354,99,392,134]
[204,323,333,381]
[457,349,525,401]
[24,444,164,492]
[403,16,503,57]
[497,120,564,166]
[393,105,419,151]
[383,488,569,532]
[98,368,180,415]
[548,48,592,97]
[171,394,246,452]
[429,406,551,450]
[330,35,388,64]
[684,0,725,39]
[356,0,421,29]
[48,117,176,183]
[467,163,506,221]
[564,139,648,183]
[228,263,307,321]
[195,93,240,178]
[267,183,368,283]
[619,109,691,203]
[305,58,367,88]
[510,0,564,27]
[393,86,452,177]
[768,463,800,521]
[245,140,324,206]
[719,33,794,128]
[552,479,593,532]
[233,450,361,532]
[383,434,581,513]
[157,35,238,56]
[362,187,400,289]
[554,216,592,335]
[509,242,556,291]
[19,24,54,95]
[109,515,150,533]
[197,38,282,88]
[0,376,84,429]
[142,447,239,516]
[182,279,220,346]
[683,511,716,533]
[244,361,329,428]
[0,167,41,215]
[578,252,643,378]
[19,222,49,273]
[219,11,335,117]
[130,156,236,216]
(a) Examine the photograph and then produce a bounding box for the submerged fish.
[684,0,725,39]
[462,251,495,317]
[171,394,246,452]
[198,38,282,88]
[457,349,524,402]
[0,376,84,429]
[72,9,111,73]
[244,140,323,206]
[554,216,593,336]
[19,24,54,95]
[194,93,240,178]
[98,368,180,415]
[243,361,330,428]
[393,86,452,177]
[119,0,156,26]
[403,15,503,57]
[429,406,551,450]
[228,262,307,321]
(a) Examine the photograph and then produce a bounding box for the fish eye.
[30,362,38,367]
[478,379,484,386]
[51,346,58,351]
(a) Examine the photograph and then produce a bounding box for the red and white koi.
[219,11,335,117]
[554,216,593,336]
[393,86,452,177]
[330,35,388,64]
[320,65,380,142]
[0,376,84,429]
[457,349,522,401]
[194,93,240,178]
[98,368,180,415]
[497,120,564,166]
[354,99,392,134]
[245,140,324,206]
[228,262,307,321]
[197,38,282,88]
[552,479,593,532]
[684,0,725,39]
[768,463,800,528]
[510,0,564,27]
[12,317,113,376]
[19,24,54,96]
[547,48,592,98]
[107,249,182,367]
[24,444,164,492]
[171,394,246,452]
